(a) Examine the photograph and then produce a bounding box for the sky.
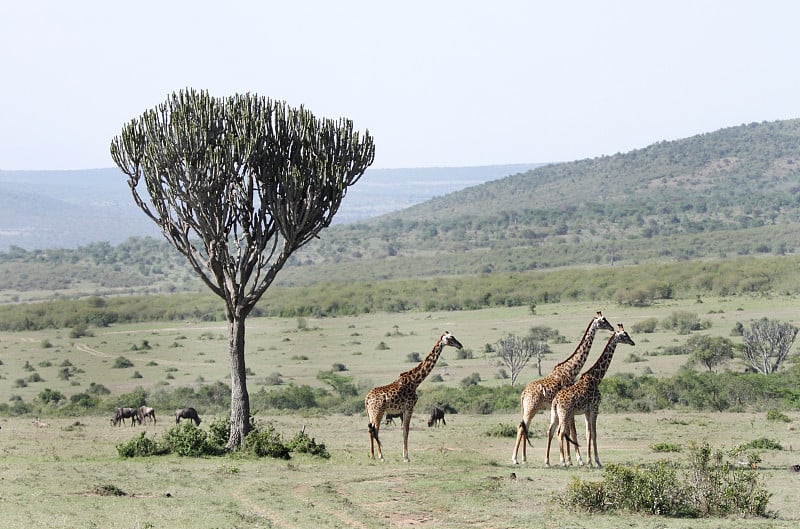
[2,1,800,171]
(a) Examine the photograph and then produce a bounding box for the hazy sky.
[2,1,799,171]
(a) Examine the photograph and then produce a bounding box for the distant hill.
[1,119,799,299]
[0,163,541,250]
[279,118,800,285]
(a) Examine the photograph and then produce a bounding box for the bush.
[242,423,290,459]
[650,442,681,453]
[112,356,134,369]
[38,388,65,404]
[766,409,791,423]
[162,422,212,457]
[484,423,517,438]
[206,416,231,450]
[738,438,782,451]
[661,311,707,334]
[631,317,659,334]
[117,431,165,458]
[562,442,772,518]
[286,430,330,459]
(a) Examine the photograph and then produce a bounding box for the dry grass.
[1,295,799,527]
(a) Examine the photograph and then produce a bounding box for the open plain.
[1,296,799,528]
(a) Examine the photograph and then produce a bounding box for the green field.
[1,411,798,529]
[1,296,799,528]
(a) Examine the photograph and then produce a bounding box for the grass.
[1,411,799,528]
[4,294,798,404]
[0,295,799,527]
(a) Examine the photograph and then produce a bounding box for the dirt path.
[74,342,206,368]
[229,480,373,529]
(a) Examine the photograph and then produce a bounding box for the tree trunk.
[226,314,251,450]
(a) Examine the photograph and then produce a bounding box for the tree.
[684,335,735,373]
[110,89,374,449]
[741,318,798,374]
[494,334,549,385]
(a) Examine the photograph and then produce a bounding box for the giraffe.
[511,311,614,465]
[547,323,635,468]
[365,331,463,462]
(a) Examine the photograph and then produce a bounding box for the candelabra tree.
[110,88,375,449]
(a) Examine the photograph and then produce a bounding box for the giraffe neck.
[585,334,621,382]
[404,341,445,386]
[558,318,601,379]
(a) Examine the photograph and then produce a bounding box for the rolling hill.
[0,163,541,250]
[1,119,799,298]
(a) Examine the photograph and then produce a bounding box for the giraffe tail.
[563,431,580,447]
[368,422,382,450]
[519,421,533,448]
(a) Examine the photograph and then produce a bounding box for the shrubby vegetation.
[1,254,799,331]
[562,442,772,518]
[116,416,330,460]
[5,355,800,420]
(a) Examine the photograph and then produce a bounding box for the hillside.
[1,119,799,299]
[0,163,540,250]
[281,119,800,285]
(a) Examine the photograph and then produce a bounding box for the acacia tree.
[741,318,798,375]
[494,334,549,385]
[110,89,375,449]
[684,335,735,373]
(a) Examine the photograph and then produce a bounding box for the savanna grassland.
[1,297,799,528]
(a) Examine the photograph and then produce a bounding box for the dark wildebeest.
[427,406,446,427]
[138,406,156,425]
[175,407,201,426]
[112,407,139,427]
[384,413,403,425]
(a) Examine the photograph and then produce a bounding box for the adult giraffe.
[365,331,463,462]
[511,311,614,465]
[547,323,635,467]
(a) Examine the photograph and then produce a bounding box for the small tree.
[110,89,374,449]
[741,318,798,374]
[494,334,549,386]
[685,335,735,373]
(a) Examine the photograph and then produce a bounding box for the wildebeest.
[138,406,156,425]
[175,407,201,426]
[111,407,139,427]
[384,413,403,425]
[427,406,446,427]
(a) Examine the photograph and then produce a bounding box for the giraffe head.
[614,323,635,346]
[594,311,615,333]
[440,331,463,350]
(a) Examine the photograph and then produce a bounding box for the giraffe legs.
[586,410,602,468]
[512,400,539,465]
[368,419,385,461]
[401,409,414,462]
[545,407,558,467]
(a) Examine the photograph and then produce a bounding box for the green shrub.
[562,442,772,518]
[286,430,330,459]
[38,388,65,404]
[631,317,659,334]
[112,356,134,368]
[766,409,790,423]
[689,442,771,516]
[242,423,290,459]
[738,438,782,451]
[162,422,212,457]
[484,423,517,438]
[206,416,231,450]
[116,431,165,457]
[650,442,681,453]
